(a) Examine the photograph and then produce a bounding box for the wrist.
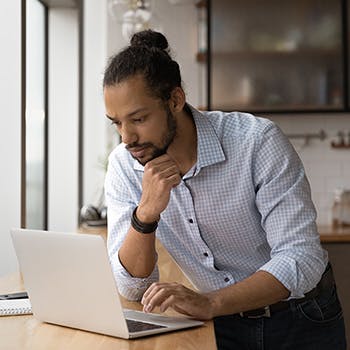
[131,206,159,234]
[136,205,160,223]
[205,291,223,318]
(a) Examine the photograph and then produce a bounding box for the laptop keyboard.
[126,319,167,332]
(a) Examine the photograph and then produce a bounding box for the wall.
[268,113,350,226]
[0,1,21,276]
[107,1,199,103]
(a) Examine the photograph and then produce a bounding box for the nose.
[120,123,137,145]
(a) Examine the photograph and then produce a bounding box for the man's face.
[104,75,177,165]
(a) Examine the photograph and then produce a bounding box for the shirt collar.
[189,105,226,172]
[133,104,226,173]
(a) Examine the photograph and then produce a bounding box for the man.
[103,30,346,349]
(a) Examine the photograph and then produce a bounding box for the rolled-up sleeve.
[253,122,328,298]
[104,150,159,301]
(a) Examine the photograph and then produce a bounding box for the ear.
[169,87,186,113]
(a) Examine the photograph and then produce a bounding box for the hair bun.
[130,30,169,51]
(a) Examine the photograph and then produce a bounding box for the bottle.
[332,188,343,228]
[340,190,350,226]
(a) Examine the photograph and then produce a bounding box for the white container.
[340,190,350,226]
[332,188,343,227]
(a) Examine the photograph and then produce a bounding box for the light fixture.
[108,0,161,42]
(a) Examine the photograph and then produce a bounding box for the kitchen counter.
[318,225,350,243]
[79,224,350,243]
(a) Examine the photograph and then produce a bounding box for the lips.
[128,146,147,159]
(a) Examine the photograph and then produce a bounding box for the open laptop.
[10,229,203,339]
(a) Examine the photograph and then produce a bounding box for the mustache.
[125,142,153,150]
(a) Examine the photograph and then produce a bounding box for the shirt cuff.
[258,254,326,299]
[111,251,159,301]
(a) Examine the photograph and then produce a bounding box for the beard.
[127,104,177,166]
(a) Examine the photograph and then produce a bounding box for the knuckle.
[168,295,176,303]
[149,167,157,176]
[144,163,157,174]
[150,282,159,289]
[158,177,167,186]
[155,172,163,181]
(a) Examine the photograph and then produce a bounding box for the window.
[24,0,48,229]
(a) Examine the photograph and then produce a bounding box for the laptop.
[10,228,203,339]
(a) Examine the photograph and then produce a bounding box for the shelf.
[331,143,350,149]
[215,48,339,58]
[196,48,339,63]
[211,104,342,113]
[318,225,350,243]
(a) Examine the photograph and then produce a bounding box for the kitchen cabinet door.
[208,0,346,112]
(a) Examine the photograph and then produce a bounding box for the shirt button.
[224,277,230,283]
[188,218,194,224]
[203,252,208,257]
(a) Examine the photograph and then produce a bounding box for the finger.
[158,288,194,314]
[145,154,174,167]
[159,294,176,313]
[141,283,157,305]
[168,173,181,187]
[144,287,175,313]
[142,282,169,305]
[155,166,180,180]
[142,283,177,313]
[145,161,179,176]
[152,173,181,192]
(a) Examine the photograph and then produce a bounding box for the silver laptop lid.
[11,229,130,338]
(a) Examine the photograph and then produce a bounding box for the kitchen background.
[1,0,350,344]
[108,0,350,226]
[1,0,350,276]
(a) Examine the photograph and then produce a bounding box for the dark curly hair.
[103,30,182,102]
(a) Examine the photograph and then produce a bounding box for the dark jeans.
[214,283,346,350]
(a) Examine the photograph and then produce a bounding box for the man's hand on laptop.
[141,282,215,321]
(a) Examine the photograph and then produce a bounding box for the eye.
[132,116,146,124]
[110,120,121,127]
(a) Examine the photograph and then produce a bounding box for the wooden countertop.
[2,224,347,349]
[318,225,350,243]
[80,223,350,244]
[0,273,216,350]
[0,228,216,350]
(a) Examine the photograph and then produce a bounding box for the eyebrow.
[105,107,148,121]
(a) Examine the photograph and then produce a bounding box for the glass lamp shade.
[108,0,130,21]
[109,0,162,42]
[121,7,152,41]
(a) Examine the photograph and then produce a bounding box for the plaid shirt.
[105,106,328,301]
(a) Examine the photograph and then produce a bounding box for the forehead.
[104,75,161,117]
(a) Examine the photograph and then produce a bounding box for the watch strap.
[131,206,158,234]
